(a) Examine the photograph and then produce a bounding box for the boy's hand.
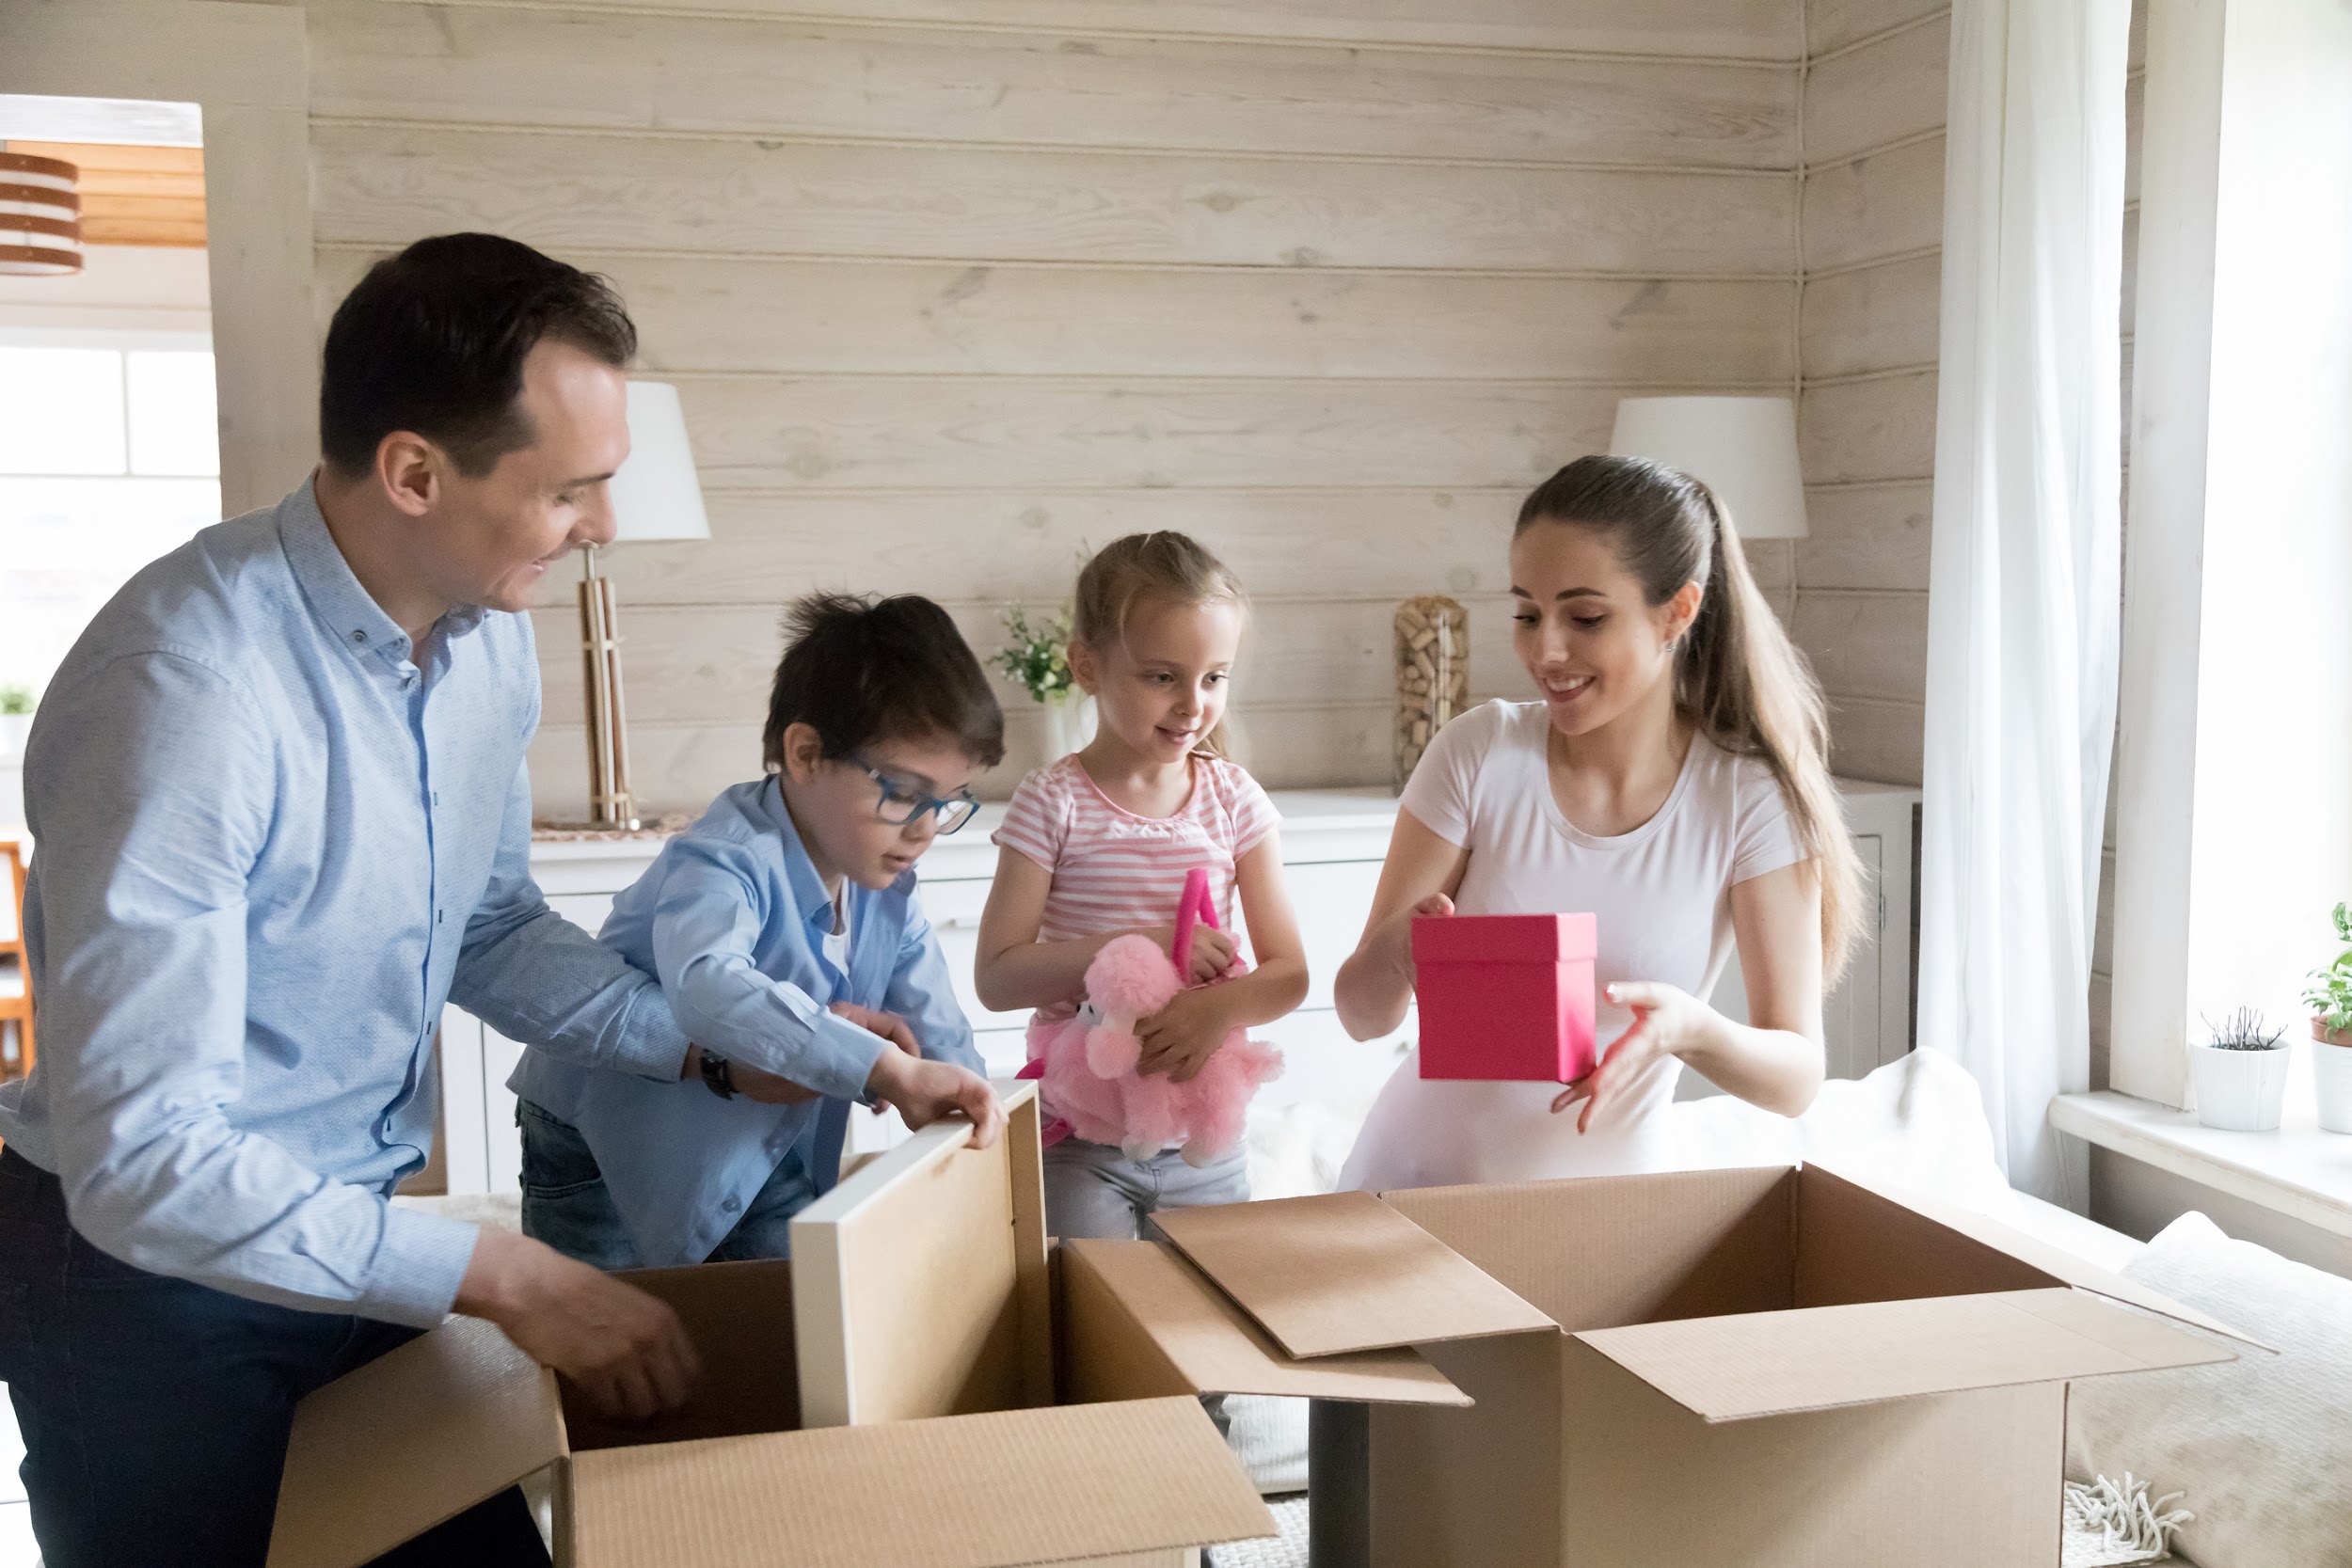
[455,1227,701,1421]
[1136,986,1233,1084]
[866,1049,1007,1149]
[1146,924,1237,985]
[828,1001,922,1057]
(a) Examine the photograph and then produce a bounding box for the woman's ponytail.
[1517,456,1865,978]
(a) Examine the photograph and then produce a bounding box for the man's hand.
[682,1043,820,1105]
[1147,924,1237,985]
[454,1227,701,1421]
[1135,985,1234,1084]
[865,1048,1007,1149]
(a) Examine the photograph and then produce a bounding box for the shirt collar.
[760,776,844,934]
[278,474,496,669]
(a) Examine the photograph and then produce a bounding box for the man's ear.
[779,721,827,784]
[1067,637,1101,697]
[376,432,441,519]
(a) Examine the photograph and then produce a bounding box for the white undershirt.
[1340,700,1804,1192]
[822,883,850,975]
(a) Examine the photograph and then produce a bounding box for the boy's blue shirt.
[509,776,983,1266]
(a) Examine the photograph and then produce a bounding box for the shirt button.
[351,630,367,643]
[722,1196,742,1214]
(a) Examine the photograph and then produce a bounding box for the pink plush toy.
[1024,868,1281,1165]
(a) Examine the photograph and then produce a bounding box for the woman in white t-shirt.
[1335,454,1864,1189]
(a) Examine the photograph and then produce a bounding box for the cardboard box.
[1413,912,1597,1082]
[264,1083,1470,1568]
[1153,1164,2259,1568]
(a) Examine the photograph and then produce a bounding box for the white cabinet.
[436,780,1919,1193]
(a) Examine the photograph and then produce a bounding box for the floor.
[0,1393,34,1566]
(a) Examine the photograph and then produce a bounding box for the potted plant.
[2301,902,2352,1133]
[2188,1006,2292,1132]
[0,685,32,761]
[993,606,1095,762]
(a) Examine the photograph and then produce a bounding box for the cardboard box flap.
[1154,1191,1556,1358]
[1802,1161,2268,1349]
[566,1395,1276,1567]
[1064,1239,1471,1406]
[1412,911,1597,964]
[268,1316,564,1568]
[1575,1287,2237,1423]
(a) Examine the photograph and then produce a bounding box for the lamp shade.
[0,150,82,277]
[1609,396,1808,540]
[607,381,709,543]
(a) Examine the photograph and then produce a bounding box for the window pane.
[0,348,127,476]
[126,351,219,477]
[0,475,221,696]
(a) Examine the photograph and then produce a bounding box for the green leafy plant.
[0,684,32,717]
[2202,1006,2285,1052]
[992,607,1077,705]
[2303,901,2352,1037]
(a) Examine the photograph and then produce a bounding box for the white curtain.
[1916,0,2131,1203]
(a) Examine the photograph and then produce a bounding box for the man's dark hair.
[764,594,1006,773]
[319,232,637,477]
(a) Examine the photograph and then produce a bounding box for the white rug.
[1208,1497,1306,1568]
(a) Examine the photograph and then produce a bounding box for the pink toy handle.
[1169,866,1218,981]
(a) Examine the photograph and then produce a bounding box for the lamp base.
[579,546,640,831]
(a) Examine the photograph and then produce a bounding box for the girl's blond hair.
[1518,456,1865,980]
[1072,531,1249,758]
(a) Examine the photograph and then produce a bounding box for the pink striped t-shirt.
[993,753,1282,1026]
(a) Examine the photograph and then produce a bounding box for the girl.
[1334,455,1861,1188]
[976,533,1309,1239]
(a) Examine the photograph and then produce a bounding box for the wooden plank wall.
[1799,0,2144,1077]
[302,0,1805,811]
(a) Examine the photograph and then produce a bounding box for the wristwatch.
[698,1049,737,1100]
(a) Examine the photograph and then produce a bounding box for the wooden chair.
[0,840,33,1082]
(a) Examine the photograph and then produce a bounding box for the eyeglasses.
[850,753,980,834]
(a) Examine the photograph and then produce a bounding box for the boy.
[511,593,1008,1268]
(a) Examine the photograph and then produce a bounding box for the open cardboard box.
[264,1083,1474,1568]
[1152,1162,2262,1568]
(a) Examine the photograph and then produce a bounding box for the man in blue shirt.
[0,234,856,1567]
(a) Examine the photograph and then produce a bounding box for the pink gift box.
[1412,912,1597,1083]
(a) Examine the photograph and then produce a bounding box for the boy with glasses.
[511,593,1008,1269]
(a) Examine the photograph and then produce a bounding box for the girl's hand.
[1134,986,1236,1084]
[1147,924,1238,985]
[1551,982,1713,1133]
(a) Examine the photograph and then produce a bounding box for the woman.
[1334,454,1862,1188]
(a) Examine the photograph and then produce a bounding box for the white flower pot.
[2189,1041,2293,1132]
[1041,693,1096,762]
[2311,1023,2352,1134]
[0,714,29,761]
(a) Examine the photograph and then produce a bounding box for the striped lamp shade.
[0,150,82,276]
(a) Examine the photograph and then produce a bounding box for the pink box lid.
[1412,911,1597,965]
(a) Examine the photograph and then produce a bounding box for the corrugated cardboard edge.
[565,1396,1275,1568]
[1154,1190,1555,1359]
[1802,1160,2273,1350]
[1062,1239,1472,1405]
[1573,1287,2239,1424]
[268,1315,566,1568]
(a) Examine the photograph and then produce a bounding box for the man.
[0,232,993,1567]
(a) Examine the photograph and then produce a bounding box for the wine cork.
[1393,595,1470,792]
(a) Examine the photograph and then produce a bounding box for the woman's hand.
[829,1000,922,1057]
[1551,981,1716,1132]
[1146,924,1238,985]
[1135,986,1236,1084]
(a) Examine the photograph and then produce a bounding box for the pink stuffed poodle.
[1028,869,1281,1165]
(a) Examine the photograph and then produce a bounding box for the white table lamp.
[1609,396,1808,540]
[579,381,710,828]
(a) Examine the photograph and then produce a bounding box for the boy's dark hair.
[764,593,1006,772]
[319,232,637,478]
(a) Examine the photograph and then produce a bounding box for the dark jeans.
[517,1099,816,1267]
[0,1147,546,1568]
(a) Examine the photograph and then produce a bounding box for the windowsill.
[2050,1084,2352,1241]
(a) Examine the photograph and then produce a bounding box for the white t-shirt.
[1340,699,1805,1191]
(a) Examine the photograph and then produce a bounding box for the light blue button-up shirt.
[0,480,691,1327]
[512,777,984,1266]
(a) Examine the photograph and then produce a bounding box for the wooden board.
[312,0,1797,169]
[1788,589,1930,706]
[367,0,1804,61]
[1801,134,1945,276]
[1798,368,1937,486]
[1795,481,1934,593]
[1822,693,1925,787]
[1799,250,1940,382]
[1806,0,1950,58]
[788,1081,1050,1427]
[1799,13,1949,168]
[309,122,1799,276]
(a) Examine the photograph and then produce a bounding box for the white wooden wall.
[301,0,1809,810]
